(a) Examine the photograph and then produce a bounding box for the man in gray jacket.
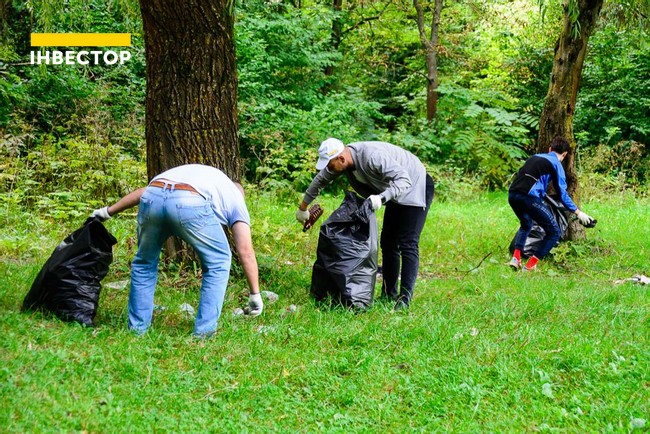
[296,138,435,310]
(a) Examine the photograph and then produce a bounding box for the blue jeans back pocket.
[137,197,154,226]
[177,203,216,231]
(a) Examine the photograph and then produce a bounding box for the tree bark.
[413,0,442,122]
[324,0,343,77]
[139,0,240,260]
[537,0,603,240]
[139,0,240,180]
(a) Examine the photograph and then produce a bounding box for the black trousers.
[380,174,434,305]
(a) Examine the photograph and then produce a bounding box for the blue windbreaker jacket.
[509,152,578,212]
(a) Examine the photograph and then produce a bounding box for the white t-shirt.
[152,164,250,227]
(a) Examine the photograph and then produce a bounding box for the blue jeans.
[129,185,231,336]
[380,175,435,305]
[508,192,561,259]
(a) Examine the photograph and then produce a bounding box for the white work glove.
[369,195,383,211]
[575,210,594,226]
[248,293,264,316]
[91,206,111,221]
[296,208,310,223]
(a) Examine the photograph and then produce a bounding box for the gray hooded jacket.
[303,141,428,208]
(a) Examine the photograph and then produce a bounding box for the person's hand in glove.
[575,210,595,227]
[91,206,111,221]
[369,195,383,211]
[248,292,264,316]
[296,208,310,223]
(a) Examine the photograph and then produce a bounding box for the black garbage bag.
[509,195,569,259]
[310,192,378,310]
[22,218,117,327]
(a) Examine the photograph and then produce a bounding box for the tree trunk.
[324,0,343,77]
[537,0,603,240]
[140,0,240,180]
[413,0,442,122]
[139,0,240,260]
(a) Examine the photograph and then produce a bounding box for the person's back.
[153,164,249,227]
[347,141,427,208]
[509,151,577,212]
[510,154,559,197]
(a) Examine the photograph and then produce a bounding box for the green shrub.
[578,140,649,198]
[240,91,384,192]
[425,164,483,203]
[575,23,650,147]
[1,133,145,221]
[384,84,533,189]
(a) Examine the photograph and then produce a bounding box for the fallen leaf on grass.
[630,418,646,430]
[614,275,650,285]
[541,382,554,398]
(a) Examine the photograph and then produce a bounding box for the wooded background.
[1,0,648,219]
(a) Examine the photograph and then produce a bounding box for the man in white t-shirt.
[92,164,263,337]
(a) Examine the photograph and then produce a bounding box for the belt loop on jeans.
[149,180,200,195]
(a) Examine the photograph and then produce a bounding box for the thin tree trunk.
[325,0,343,77]
[413,0,442,122]
[537,0,603,240]
[139,0,240,260]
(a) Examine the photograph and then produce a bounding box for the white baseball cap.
[315,138,345,170]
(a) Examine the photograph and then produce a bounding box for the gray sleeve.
[369,153,412,202]
[303,168,341,204]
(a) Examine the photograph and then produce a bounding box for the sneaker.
[393,299,409,312]
[522,264,537,272]
[508,257,521,271]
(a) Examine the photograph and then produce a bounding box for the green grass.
[1,191,649,432]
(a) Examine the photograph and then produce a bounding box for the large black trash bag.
[22,217,117,326]
[310,192,378,310]
[509,195,569,259]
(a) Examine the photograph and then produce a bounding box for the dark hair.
[550,136,570,154]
